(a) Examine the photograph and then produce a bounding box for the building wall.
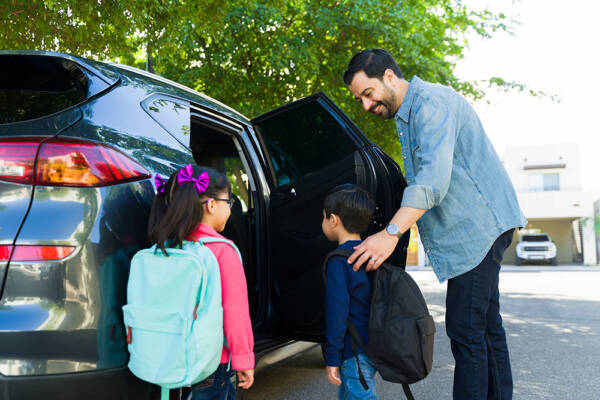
[518,190,594,220]
[504,144,581,192]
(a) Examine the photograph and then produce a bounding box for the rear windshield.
[522,235,550,242]
[0,55,109,124]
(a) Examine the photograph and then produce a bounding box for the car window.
[225,156,250,212]
[255,101,357,187]
[522,235,550,242]
[0,55,111,124]
[142,96,191,147]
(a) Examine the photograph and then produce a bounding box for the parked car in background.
[515,233,557,265]
[0,50,410,399]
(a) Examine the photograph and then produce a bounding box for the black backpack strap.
[402,384,415,400]
[347,320,369,391]
[322,249,354,283]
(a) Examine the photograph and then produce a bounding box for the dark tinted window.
[522,235,550,242]
[0,55,107,124]
[255,101,357,186]
[142,96,191,147]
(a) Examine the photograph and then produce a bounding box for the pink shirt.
[187,223,255,370]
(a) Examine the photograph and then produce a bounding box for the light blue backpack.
[123,237,240,400]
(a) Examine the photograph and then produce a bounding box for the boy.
[322,184,378,400]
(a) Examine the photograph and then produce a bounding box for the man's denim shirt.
[395,76,527,283]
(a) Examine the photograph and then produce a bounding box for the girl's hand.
[326,366,342,386]
[237,369,254,389]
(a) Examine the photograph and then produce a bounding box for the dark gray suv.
[0,50,409,399]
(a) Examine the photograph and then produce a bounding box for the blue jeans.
[338,353,378,400]
[446,229,514,400]
[190,364,236,400]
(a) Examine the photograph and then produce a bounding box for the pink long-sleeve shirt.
[187,223,255,371]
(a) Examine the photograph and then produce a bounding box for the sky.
[454,0,600,197]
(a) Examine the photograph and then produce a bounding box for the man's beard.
[369,85,398,120]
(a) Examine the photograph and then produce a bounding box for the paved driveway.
[243,266,600,400]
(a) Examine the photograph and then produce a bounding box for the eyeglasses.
[204,197,235,208]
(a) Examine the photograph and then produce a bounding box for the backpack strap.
[347,321,370,391]
[402,383,415,400]
[195,237,243,262]
[322,249,354,283]
[160,386,169,400]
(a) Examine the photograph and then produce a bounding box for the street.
[243,266,600,400]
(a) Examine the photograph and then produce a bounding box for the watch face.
[387,224,399,235]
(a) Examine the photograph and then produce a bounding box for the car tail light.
[0,137,150,186]
[0,138,40,184]
[0,245,75,261]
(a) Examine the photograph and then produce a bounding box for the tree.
[1,0,511,160]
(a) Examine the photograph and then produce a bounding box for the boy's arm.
[325,257,350,367]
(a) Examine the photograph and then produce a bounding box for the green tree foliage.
[1,0,511,160]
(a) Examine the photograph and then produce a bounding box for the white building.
[503,144,597,265]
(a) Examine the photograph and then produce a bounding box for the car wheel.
[515,257,522,266]
[550,257,558,266]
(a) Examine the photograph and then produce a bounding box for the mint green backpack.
[123,238,240,400]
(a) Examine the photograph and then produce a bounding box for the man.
[344,48,526,400]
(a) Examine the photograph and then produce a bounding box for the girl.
[148,164,255,399]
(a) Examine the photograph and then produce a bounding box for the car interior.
[189,118,259,318]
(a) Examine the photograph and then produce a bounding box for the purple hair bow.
[177,164,209,194]
[154,174,167,194]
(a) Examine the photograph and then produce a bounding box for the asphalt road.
[242,266,600,400]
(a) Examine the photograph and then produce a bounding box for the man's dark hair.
[343,48,404,86]
[324,184,375,234]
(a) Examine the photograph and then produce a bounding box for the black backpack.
[323,249,436,400]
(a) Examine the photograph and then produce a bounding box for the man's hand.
[326,366,342,386]
[237,369,254,389]
[347,229,399,271]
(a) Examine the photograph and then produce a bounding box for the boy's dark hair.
[343,48,404,86]
[324,184,375,234]
[148,165,231,255]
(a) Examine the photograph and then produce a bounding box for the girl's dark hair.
[148,165,231,255]
[323,184,375,234]
[343,48,404,86]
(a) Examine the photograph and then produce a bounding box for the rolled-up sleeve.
[401,96,458,210]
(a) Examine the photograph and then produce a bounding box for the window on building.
[528,173,560,191]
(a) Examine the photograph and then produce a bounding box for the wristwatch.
[385,223,403,238]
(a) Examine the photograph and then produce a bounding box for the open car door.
[252,93,408,342]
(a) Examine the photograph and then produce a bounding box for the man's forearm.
[388,206,428,235]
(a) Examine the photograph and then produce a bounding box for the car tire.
[515,257,522,266]
[550,257,558,266]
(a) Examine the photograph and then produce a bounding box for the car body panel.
[0,182,154,376]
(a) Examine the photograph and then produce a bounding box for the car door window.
[255,101,358,186]
[141,95,191,148]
